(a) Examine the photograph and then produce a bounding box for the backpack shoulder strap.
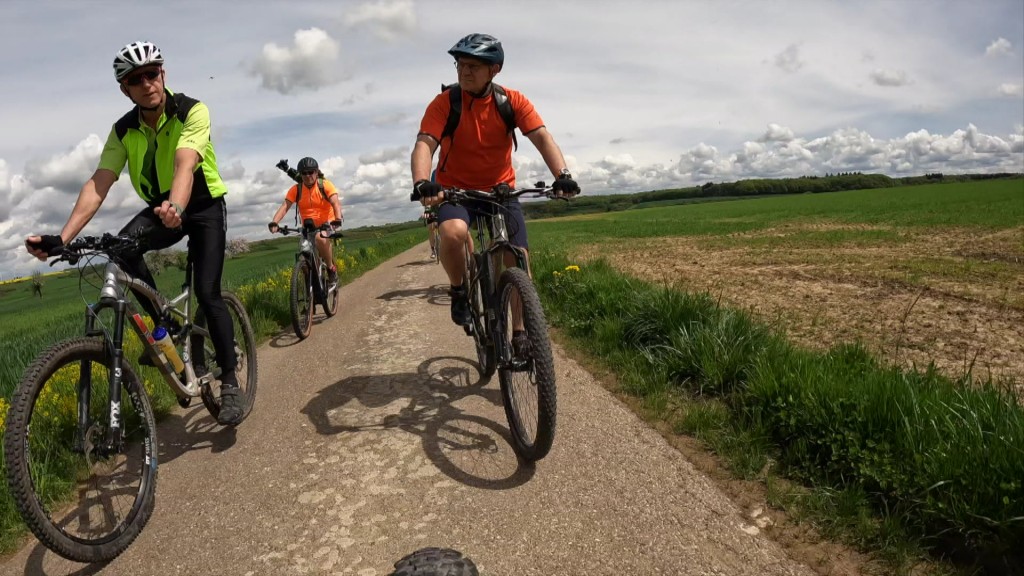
[291,183,302,225]
[318,177,327,200]
[491,84,518,150]
[440,84,461,142]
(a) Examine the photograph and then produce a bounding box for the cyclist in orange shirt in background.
[410,33,580,327]
[268,157,344,285]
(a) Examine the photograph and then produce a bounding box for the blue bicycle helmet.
[448,33,504,66]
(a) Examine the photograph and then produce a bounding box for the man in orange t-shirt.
[268,156,344,283]
[410,33,580,328]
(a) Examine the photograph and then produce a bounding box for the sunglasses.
[123,68,161,86]
[455,61,488,73]
[301,170,317,176]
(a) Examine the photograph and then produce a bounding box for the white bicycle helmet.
[113,41,164,82]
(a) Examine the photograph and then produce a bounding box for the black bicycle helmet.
[297,157,319,172]
[448,33,504,66]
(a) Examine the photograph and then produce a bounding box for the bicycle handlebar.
[53,229,153,265]
[274,222,344,239]
[412,183,564,205]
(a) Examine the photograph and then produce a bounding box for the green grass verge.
[531,251,1023,574]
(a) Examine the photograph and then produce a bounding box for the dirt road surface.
[1,244,813,576]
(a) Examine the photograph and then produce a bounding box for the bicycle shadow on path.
[397,258,438,268]
[376,284,449,306]
[156,405,238,465]
[267,312,338,349]
[301,355,535,491]
[20,544,108,576]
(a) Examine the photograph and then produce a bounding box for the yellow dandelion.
[564,265,580,272]
[0,396,8,432]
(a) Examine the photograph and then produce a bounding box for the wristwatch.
[558,168,572,179]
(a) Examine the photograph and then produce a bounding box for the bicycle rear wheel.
[465,243,495,377]
[290,257,314,339]
[193,291,259,424]
[2,337,157,563]
[496,268,556,461]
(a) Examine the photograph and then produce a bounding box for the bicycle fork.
[75,299,130,457]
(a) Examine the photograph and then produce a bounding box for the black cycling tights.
[118,199,237,382]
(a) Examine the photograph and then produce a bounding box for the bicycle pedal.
[463,324,474,336]
[177,397,192,408]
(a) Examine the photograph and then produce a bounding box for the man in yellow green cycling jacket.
[25,41,244,426]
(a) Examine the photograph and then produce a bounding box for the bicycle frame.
[282,221,337,307]
[78,258,213,452]
[459,194,535,371]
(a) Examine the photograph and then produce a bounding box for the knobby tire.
[2,338,158,563]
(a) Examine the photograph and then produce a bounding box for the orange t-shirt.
[418,86,544,190]
[285,179,339,225]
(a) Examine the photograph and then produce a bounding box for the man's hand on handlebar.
[25,235,64,260]
[268,222,280,234]
[411,179,443,205]
[552,172,581,198]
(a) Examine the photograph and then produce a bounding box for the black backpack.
[437,83,518,173]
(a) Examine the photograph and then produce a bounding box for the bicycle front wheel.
[323,265,340,318]
[290,257,314,339]
[193,291,259,424]
[496,268,557,461]
[2,337,158,563]
[465,243,495,377]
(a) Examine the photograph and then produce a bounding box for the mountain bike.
[440,184,563,461]
[2,229,258,563]
[274,219,344,340]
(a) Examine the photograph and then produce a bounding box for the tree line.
[522,172,1022,220]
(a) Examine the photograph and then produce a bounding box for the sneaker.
[430,249,437,260]
[217,386,244,426]
[328,267,338,286]
[512,330,531,358]
[449,285,471,327]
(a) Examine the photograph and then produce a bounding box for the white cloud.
[985,37,1013,57]
[998,83,1023,97]
[22,134,104,195]
[343,0,417,41]
[774,44,804,73]
[760,123,795,143]
[248,28,345,94]
[869,68,910,87]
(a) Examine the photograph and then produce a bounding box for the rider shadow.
[376,284,449,306]
[301,356,535,490]
[156,405,237,465]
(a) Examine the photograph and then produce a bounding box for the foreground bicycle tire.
[290,257,314,339]
[193,291,259,423]
[2,338,158,563]
[390,547,479,576]
[497,267,557,461]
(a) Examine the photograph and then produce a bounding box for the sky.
[1,0,1022,278]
